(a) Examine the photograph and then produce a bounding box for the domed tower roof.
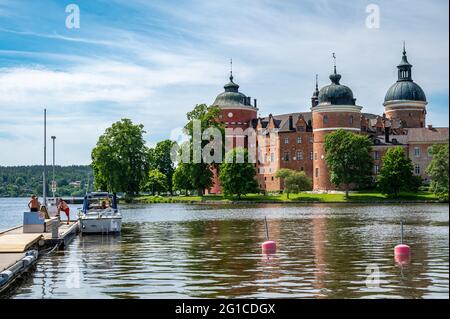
[212,70,255,109]
[318,54,356,106]
[384,44,427,102]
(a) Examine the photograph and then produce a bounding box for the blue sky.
[0,0,448,165]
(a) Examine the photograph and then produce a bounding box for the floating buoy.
[394,219,410,261]
[262,216,277,254]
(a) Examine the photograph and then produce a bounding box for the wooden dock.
[0,221,79,294]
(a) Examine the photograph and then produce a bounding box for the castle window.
[414,147,421,157]
[427,147,433,157]
[271,153,274,162]
[298,126,305,132]
[284,137,289,144]
[415,164,421,175]
[314,153,318,160]
[297,136,302,144]
[374,151,380,160]
[296,151,303,160]
[283,151,290,161]
[374,164,380,175]
[301,167,304,171]
[310,151,313,160]
[323,115,329,124]
[309,136,313,143]
[271,176,274,181]
[315,168,319,177]
[349,115,354,125]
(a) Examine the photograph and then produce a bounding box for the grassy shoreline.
[132,191,446,204]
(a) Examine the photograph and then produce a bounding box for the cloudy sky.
[0,0,448,165]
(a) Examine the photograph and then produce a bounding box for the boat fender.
[22,256,35,267]
[0,270,13,282]
[26,250,38,258]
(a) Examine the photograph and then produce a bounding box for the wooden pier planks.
[0,253,26,273]
[0,234,42,253]
[0,221,79,253]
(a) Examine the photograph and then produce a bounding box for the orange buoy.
[262,216,277,254]
[394,219,410,260]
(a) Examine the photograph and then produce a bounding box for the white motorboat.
[78,192,122,234]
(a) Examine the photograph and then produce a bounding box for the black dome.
[384,81,426,102]
[318,71,356,105]
[212,74,255,108]
[385,46,427,103]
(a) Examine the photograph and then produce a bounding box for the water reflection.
[3,203,448,299]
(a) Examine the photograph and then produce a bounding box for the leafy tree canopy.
[172,163,194,195]
[183,104,224,195]
[377,146,420,197]
[148,140,176,193]
[91,119,148,196]
[275,169,312,198]
[219,148,258,199]
[324,129,373,197]
[143,169,168,195]
[426,144,449,201]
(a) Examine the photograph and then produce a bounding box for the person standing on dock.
[28,195,41,212]
[57,198,70,225]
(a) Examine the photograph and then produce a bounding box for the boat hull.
[80,217,122,234]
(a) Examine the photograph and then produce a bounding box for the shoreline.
[131,196,447,205]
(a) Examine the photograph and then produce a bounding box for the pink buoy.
[262,240,277,254]
[394,252,411,265]
[394,244,411,256]
[394,220,411,263]
[261,216,277,254]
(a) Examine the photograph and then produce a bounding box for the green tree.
[173,164,194,195]
[148,140,176,194]
[144,169,168,195]
[324,129,373,198]
[275,169,312,199]
[183,104,224,195]
[426,144,449,201]
[91,119,148,196]
[377,146,420,197]
[219,148,258,199]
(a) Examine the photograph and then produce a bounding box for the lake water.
[0,198,448,299]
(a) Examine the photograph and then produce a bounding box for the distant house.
[69,181,81,187]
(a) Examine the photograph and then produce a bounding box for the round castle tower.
[384,44,427,128]
[311,56,363,191]
[208,66,258,194]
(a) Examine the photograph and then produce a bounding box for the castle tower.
[384,43,427,128]
[208,62,258,194]
[311,54,363,191]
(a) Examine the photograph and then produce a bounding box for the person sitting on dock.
[28,195,41,212]
[57,198,70,225]
[101,200,108,210]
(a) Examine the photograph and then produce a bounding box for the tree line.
[0,165,92,197]
[90,104,449,201]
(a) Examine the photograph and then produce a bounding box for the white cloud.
[0,0,448,165]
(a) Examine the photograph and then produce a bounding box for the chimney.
[384,127,390,143]
[288,115,294,131]
[254,98,257,108]
[247,96,251,105]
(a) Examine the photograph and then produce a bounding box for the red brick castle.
[208,47,449,193]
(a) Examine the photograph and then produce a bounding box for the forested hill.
[0,165,92,197]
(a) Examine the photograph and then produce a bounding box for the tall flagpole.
[43,108,47,206]
[51,136,56,199]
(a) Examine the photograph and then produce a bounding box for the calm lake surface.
[0,198,448,299]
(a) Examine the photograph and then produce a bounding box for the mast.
[51,135,56,199]
[43,109,47,206]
